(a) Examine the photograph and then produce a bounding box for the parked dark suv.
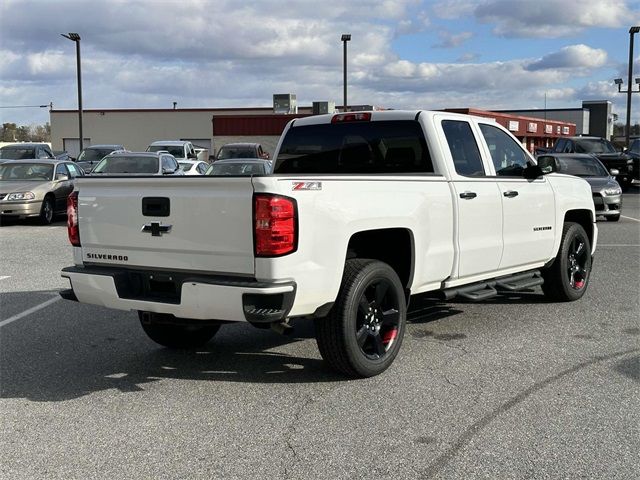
[626,138,640,184]
[216,143,270,160]
[76,144,125,173]
[552,136,635,188]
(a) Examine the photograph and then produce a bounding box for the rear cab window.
[441,120,486,177]
[274,120,434,174]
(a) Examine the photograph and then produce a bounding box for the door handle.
[459,191,477,199]
[503,190,519,198]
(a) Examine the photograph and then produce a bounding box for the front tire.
[541,222,592,302]
[39,196,54,225]
[138,312,220,348]
[315,259,406,378]
[605,214,620,222]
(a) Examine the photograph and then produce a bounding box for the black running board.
[439,270,543,302]
[495,271,544,291]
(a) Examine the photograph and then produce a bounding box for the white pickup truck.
[146,140,209,163]
[61,110,596,377]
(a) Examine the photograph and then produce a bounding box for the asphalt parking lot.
[1,189,638,479]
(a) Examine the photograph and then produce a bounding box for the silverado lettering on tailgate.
[86,253,129,261]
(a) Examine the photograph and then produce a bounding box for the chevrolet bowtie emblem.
[141,222,172,236]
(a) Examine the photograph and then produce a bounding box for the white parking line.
[621,215,640,222]
[598,244,640,247]
[0,276,11,281]
[0,296,61,328]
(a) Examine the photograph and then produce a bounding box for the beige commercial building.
[50,107,313,158]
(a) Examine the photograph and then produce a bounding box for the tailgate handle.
[142,197,170,217]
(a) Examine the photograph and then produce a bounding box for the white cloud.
[431,0,477,19]
[475,0,636,38]
[539,88,577,101]
[526,45,608,71]
[434,31,474,49]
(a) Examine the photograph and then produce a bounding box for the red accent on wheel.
[382,328,398,345]
[575,280,584,289]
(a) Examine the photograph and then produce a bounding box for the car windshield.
[92,156,159,174]
[217,147,256,159]
[0,147,36,159]
[574,139,616,154]
[207,162,265,175]
[630,140,640,154]
[179,162,194,172]
[77,148,117,162]
[0,163,54,181]
[556,156,609,177]
[148,145,184,157]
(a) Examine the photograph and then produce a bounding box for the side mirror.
[609,168,619,176]
[56,173,69,181]
[536,155,559,174]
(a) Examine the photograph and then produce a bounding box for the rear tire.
[315,259,406,378]
[605,214,620,222]
[138,312,220,348]
[541,222,591,302]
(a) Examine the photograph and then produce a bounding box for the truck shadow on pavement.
[0,288,581,403]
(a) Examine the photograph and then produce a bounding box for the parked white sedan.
[179,160,209,175]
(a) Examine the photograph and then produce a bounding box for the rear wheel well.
[563,209,594,247]
[346,228,413,290]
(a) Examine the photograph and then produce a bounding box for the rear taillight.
[67,191,80,246]
[254,194,297,257]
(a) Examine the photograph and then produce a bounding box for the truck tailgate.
[75,177,255,275]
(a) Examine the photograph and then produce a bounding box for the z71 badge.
[292,181,322,191]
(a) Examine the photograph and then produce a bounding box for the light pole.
[61,32,83,154]
[341,34,351,112]
[614,76,640,144]
[615,26,640,148]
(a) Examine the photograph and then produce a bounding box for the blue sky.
[1,0,639,128]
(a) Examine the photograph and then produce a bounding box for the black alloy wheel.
[541,222,591,302]
[566,235,588,290]
[315,259,407,378]
[355,279,402,360]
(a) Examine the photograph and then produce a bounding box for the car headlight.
[603,188,622,196]
[6,192,36,200]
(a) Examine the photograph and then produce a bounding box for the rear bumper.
[61,266,296,323]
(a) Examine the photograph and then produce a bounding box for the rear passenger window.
[479,124,529,176]
[275,120,434,174]
[66,163,82,177]
[55,164,69,177]
[442,120,485,176]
